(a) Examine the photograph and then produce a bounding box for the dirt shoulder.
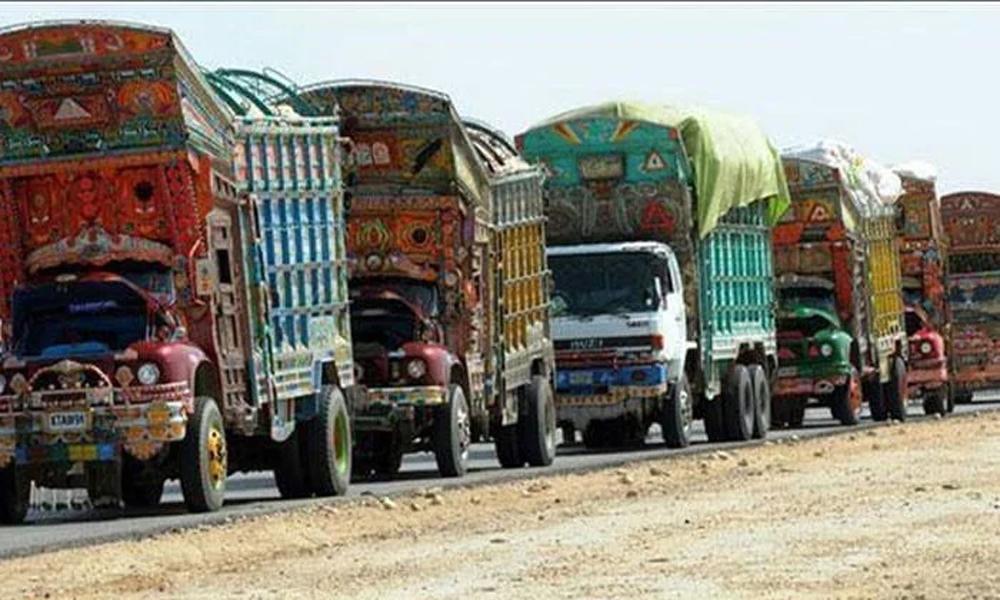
[4,413,1000,599]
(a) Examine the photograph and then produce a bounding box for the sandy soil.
[4,413,1000,599]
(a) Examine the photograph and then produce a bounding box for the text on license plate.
[569,371,593,385]
[776,367,798,378]
[48,411,88,432]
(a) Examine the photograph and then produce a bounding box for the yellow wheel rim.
[333,408,350,474]
[207,425,227,489]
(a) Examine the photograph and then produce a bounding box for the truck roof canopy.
[294,79,490,207]
[520,100,790,238]
[0,20,234,168]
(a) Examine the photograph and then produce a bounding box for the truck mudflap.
[0,383,194,468]
[349,385,448,431]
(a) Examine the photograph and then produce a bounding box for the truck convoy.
[772,142,908,427]
[517,102,789,448]
[940,191,1000,405]
[296,81,556,478]
[892,164,951,415]
[0,22,356,523]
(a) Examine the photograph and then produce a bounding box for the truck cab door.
[662,252,688,377]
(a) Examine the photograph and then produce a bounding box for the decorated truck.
[892,163,951,415]
[772,142,908,427]
[296,81,555,477]
[940,191,1000,405]
[517,102,788,448]
[0,22,355,524]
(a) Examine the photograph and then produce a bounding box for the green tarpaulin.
[529,101,791,238]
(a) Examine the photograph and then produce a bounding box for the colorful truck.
[296,81,556,477]
[517,102,788,448]
[773,143,908,426]
[0,22,355,523]
[892,164,951,415]
[940,191,1000,404]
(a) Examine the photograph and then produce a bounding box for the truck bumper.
[554,364,669,429]
[906,363,948,396]
[0,383,192,469]
[350,385,448,432]
[773,370,849,399]
[951,365,1000,394]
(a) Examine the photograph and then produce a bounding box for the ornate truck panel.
[941,192,1000,399]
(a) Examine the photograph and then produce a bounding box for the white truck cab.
[547,242,689,446]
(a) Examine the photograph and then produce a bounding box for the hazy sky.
[1,2,995,193]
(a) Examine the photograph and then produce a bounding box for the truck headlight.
[137,363,161,386]
[406,359,427,380]
[820,344,833,357]
[920,341,933,355]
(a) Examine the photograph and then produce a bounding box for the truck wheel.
[945,383,956,414]
[0,464,29,524]
[520,375,557,467]
[495,424,523,468]
[180,396,227,513]
[884,357,908,422]
[865,377,888,422]
[703,397,727,443]
[722,365,754,442]
[922,389,947,416]
[831,367,862,426]
[661,374,692,448]
[273,432,310,499]
[749,365,771,439]
[433,384,471,477]
[121,454,165,509]
[302,386,352,496]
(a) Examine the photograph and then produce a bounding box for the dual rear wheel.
[705,363,771,443]
[494,375,557,470]
[273,386,352,500]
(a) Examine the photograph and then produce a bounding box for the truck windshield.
[352,279,440,318]
[549,252,667,317]
[778,286,837,312]
[12,280,152,358]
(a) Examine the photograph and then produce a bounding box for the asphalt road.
[1,398,996,559]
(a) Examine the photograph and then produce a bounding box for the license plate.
[569,371,593,385]
[776,366,798,378]
[47,411,89,433]
[49,411,89,433]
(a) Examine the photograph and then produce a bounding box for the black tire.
[494,423,522,468]
[722,364,754,442]
[949,384,967,410]
[922,388,947,416]
[179,396,227,513]
[749,365,771,439]
[703,396,727,442]
[0,464,28,524]
[433,384,471,477]
[831,367,862,426]
[520,375,557,467]
[273,431,310,499]
[661,374,692,448]
[302,386,352,496]
[865,377,888,422]
[884,357,908,422]
[945,383,956,414]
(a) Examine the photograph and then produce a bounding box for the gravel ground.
[3,412,1000,599]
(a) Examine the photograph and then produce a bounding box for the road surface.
[0,399,994,558]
